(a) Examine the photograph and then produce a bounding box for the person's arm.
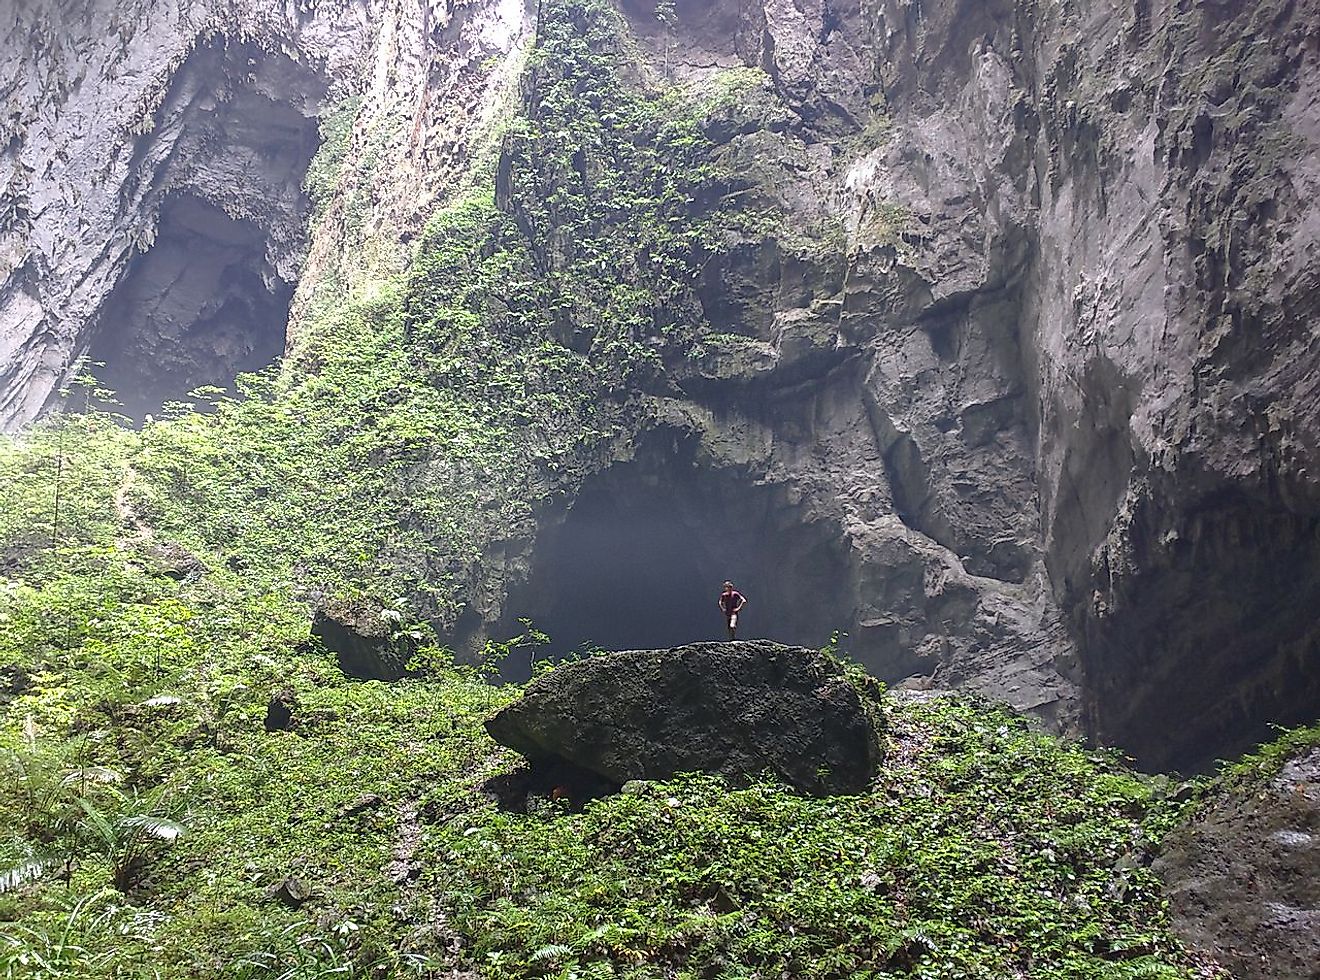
[736,593,747,612]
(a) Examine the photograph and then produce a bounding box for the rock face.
[0,0,532,421]
[264,691,296,732]
[1156,745,1320,980]
[484,641,884,796]
[0,0,373,422]
[311,603,414,682]
[855,0,1320,770]
[0,663,30,704]
[482,0,1320,769]
[6,0,1319,770]
[473,0,1084,736]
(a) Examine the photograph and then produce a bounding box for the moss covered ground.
[0,0,1284,975]
[0,554,1220,980]
[0,402,1228,976]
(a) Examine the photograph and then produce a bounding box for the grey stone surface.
[311,602,414,682]
[485,640,884,796]
[589,0,1320,768]
[1156,746,1320,979]
[0,0,532,423]
[853,0,1320,769]
[0,0,378,423]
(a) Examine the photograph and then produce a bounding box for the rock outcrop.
[311,602,415,682]
[5,0,1319,770]
[469,0,1084,735]
[0,0,370,422]
[1156,745,1320,979]
[485,640,884,796]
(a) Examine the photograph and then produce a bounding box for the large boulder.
[484,640,884,796]
[1155,744,1320,980]
[311,602,415,682]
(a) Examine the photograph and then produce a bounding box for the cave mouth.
[86,40,326,421]
[503,435,854,672]
[90,195,295,419]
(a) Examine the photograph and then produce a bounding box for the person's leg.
[729,612,738,640]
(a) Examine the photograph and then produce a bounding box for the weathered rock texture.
[855,0,1320,770]
[1156,746,1320,979]
[0,0,364,421]
[0,0,531,421]
[310,602,415,681]
[485,640,884,795]
[470,0,1084,737]
[6,0,1320,769]
[493,0,1318,770]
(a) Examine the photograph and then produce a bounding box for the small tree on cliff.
[656,1,677,79]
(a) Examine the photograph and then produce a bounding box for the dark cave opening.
[502,435,854,671]
[90,195,294,420]
[85,41,325,421]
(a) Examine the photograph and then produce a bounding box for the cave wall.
[863,0,1320,768]
[4,0,1318,768]
[474,0,1319,764]
[0,0,534,422]
[0,0,377,425]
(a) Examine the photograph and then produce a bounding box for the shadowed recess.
[504,437,853,666]
[85,40,326,420]
[90,195,294,419]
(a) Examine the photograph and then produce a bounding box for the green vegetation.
[502,0,732,377]
[430,696,1203,979]
[1198,721,1320,803]
[0,0,1259,976]
[304,97,363,221]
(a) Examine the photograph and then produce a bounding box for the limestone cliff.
[0,0,531,421]
[3,0,1318,770]
[860,0,1320,768]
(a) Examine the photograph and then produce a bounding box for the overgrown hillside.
[0,561,1216,980]
[1,0,1316,976]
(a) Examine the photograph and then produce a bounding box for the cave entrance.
[90,195,295,419]
[85,40,326,421]
[505,435,854,668]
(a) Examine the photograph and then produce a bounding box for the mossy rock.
[485,639,884,795]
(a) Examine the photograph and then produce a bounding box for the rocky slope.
[1157,739,1320,979]
[2,0,1318,771]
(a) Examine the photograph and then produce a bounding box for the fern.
[76,789,186,891]
[1103,957,1187,979]
[529,943,573,963]
[119,814,186,841]
[59,766,123,789]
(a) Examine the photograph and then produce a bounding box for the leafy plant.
[75,787,185,892]
[0,889,131,977]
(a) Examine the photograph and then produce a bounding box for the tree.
[656,1,677,79]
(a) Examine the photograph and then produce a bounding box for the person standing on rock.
[719,581,747,640]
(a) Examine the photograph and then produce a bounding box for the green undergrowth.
[305,96,363,222]
[0,0,1243,976]
[425,696,1204,980]
[499,0,736,376]
[0,404,1222,977]
[3,600,1220,980]
[1194,721,1320,806]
